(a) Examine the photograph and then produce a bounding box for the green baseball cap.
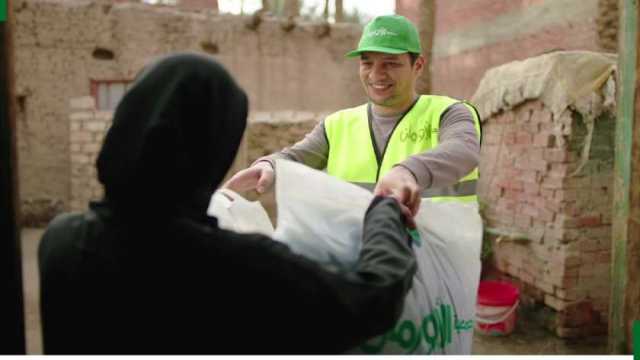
[346,15,422,58]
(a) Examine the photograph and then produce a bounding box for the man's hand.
[223,161,275,194]
[374,166,421,222]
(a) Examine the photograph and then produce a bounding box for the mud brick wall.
[478,100,614,338]
[16,0,362,221]
[246,111,325,164]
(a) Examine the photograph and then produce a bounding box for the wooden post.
[335,0,343,22]
[284,0,299,18]
[0,0,26,354]
[323,0,329,21]
[609,0,640,354]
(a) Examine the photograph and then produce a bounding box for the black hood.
[96,52,248,218]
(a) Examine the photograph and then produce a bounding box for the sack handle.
[475,300,519,325]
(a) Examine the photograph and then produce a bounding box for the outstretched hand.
[223,161,275,194]
[374,166,421,228]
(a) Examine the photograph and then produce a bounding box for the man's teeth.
[372,84,390,89]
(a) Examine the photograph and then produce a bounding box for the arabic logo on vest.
[366,28,398,38]
[399,126,434,143]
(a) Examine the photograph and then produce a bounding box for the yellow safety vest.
[324,95,481,203]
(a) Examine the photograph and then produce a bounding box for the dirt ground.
[20,227,607,355]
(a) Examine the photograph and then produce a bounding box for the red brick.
[545,200,562,213]
[540,122,556,132]
[523,184,541,195]
[483,132,502,145]
[494,112,515,124]
[434,0,547,34]
[529,226,546,243]
[515,131,533,145]
[520,204,540,218]
[497,178,524,191]
[524,123,540,133]
[542,176,563,189]
[544,226,565,242]
[520,170,540,184]
[555,214,579,229]
[528,147,545,161]
[503,190,525,202]
[533,132,555,147]
[541,189,554,198]
[531,159,548,172]
[538,208,555,223]
[503,131,517,145]
[545,149,570,163]
[515,214,532,228]
[549,163,571,178]
[496,198,518,211]
[578,215,602,228]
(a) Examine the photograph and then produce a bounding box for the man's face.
[359,52,424,112]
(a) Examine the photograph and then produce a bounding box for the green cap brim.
[345,46,410,58]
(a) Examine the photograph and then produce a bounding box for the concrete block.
[545,294,573,311]
[69,96,96,110]
[85,120,107,132]
[70,131,92,144]
[251,112,272,124]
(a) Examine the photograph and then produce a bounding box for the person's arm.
[224,120,329,193]
[397,103,480,190]
[226,196,416,353]
[255,119,329,170]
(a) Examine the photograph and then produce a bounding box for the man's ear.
[414,55,426,75]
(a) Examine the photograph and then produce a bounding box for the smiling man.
[226,15,481,217]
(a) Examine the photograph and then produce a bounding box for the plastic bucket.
[475,280,519,336]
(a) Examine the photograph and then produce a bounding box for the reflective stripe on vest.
[324,95,481,203]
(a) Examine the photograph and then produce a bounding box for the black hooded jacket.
[38,53,417,354]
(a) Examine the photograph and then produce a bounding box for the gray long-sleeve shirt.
[259,101,480,191]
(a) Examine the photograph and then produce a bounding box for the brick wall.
[478,99,614,337]
[68,97,323,216]
[396,0,615,101]
[68,97,109,212]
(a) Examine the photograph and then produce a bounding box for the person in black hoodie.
[38,52,417,354]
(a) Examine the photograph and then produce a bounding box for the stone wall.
[15,0,363,223]
[478,100,614,338]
